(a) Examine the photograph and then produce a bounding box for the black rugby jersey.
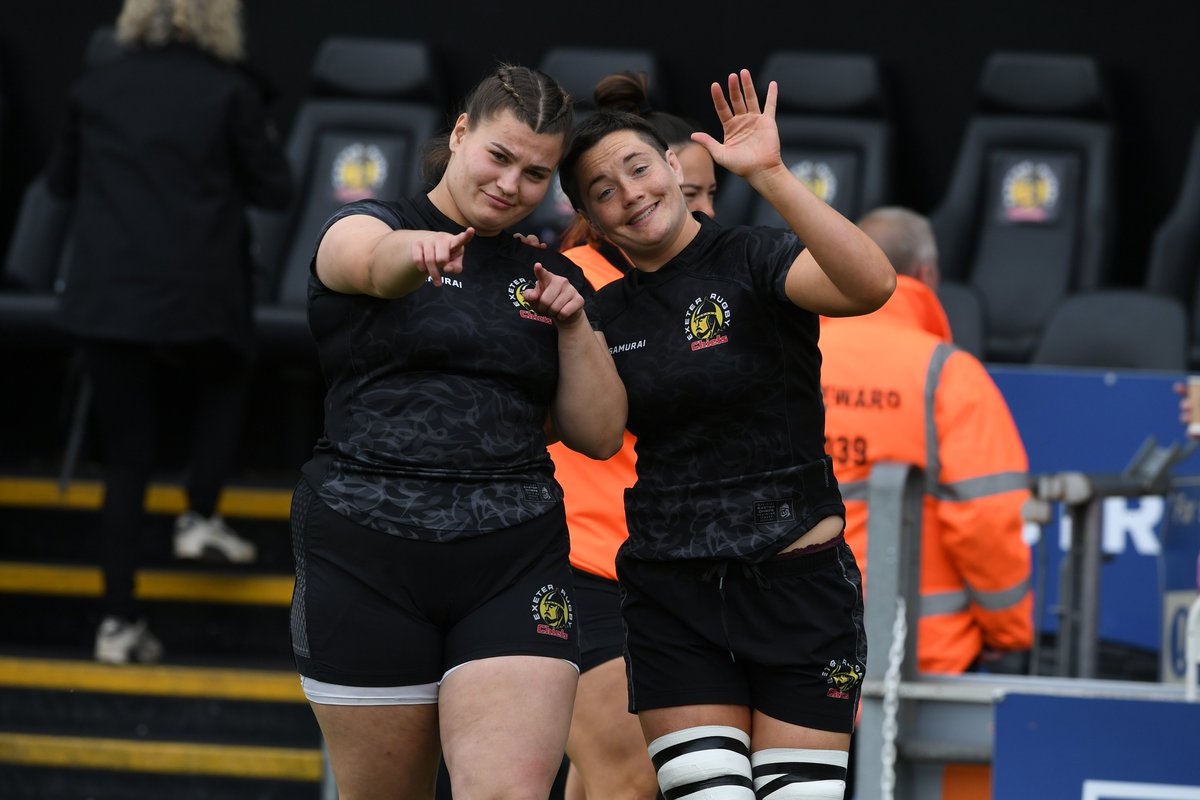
[588,214,844,562]
[303,197,592,541]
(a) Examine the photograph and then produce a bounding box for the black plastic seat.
[1144,123,1200,368]
[249,37,445,357]
[716,51,892,227]
[930,52,1116,364]
[1030,290,1187,372]
[937,281,986,359]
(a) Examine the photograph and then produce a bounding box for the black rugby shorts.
[290,478,579,687]
[571,567,625,673]
[617,539,866,733]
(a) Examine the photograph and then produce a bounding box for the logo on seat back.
[790,160,838,205]
[332,143,388,202]
[1001,160,1060,222]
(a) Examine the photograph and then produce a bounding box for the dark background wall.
[2,0,1198,286]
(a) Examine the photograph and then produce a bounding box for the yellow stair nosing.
[0,562,294,605]
[0,731,322,781]
[0,477,294,519]
[0,656,305,703]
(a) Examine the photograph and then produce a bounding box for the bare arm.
[524,264,627,458]
[693,70,895,316]
[315,213,474,298]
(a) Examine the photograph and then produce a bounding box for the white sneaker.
[94,616,164,664]
[173,511,258,564]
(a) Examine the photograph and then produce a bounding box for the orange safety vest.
[820,276,1033,673]
[549,244,637,581]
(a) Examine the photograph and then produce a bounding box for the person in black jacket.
[44,0,292,664]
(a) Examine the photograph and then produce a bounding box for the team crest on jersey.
[683,294,732,351]
[531,584,573,639]
[332,143,388,202]
[508,278,553,325]
[790,160,838,204]
[822,658,864,699]
[1000,160,1060,222]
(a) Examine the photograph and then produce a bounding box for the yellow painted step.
[0,477,293,520]
[0,731,321,781]
[0,656,304,703]
[0,562,293,605]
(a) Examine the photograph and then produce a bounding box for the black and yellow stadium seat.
[931,51,1116,363]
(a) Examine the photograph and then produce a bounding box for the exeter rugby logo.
[683,294,732,351]
[822,658,864,699]
[1001,160,1059,222]
[790,160,837,205]
[508,278,552,325]
[332,143,388,202]
[531,584,573,639]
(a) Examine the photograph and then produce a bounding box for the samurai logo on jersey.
[508,278,553,325]
[332,143,388,202]
[821,658,864,699]
[531,584,573,639]
[683,294,732,351]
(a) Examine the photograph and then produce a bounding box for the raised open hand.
[691,69,782,180]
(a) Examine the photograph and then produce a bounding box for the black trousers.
[82,339,249,619]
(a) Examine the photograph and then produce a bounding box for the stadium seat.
[250,37,445,357]
[1144,123,1200,368]
[524,46,664,246]
[930,51,1116,364]
[0,27,120,346]
[1030,290,1187,372]
[937,280,986,359]
[716,50,893,227]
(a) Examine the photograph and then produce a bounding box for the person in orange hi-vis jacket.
[820,206,1033,674]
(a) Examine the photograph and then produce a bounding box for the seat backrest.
[937,280,986,359]
[253,37,444,307]
[931,52,1116,363]
[716,51,892,227]
[1030,290,1186,372]
[525,47,664,246]
[1144,123,1200,367]
[0,175,73,292]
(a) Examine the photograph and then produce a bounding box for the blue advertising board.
[992,693,1200,798]
[988,365,1200,654]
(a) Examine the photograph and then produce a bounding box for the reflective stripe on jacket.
[821,276,1033,673]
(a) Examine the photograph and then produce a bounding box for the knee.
[750,748,848,799]
[647,725,754,799]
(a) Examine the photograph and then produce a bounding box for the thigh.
[618,556,749,713]
[311,702,441,800]
[566,656,658,799]
[439,655,578,800]
[81,339,157,463]
[732,539,867,734]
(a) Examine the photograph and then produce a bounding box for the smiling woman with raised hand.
[289,63,626,800]
[558,69,894,800]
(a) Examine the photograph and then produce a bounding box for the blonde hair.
[116,0,245,62]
